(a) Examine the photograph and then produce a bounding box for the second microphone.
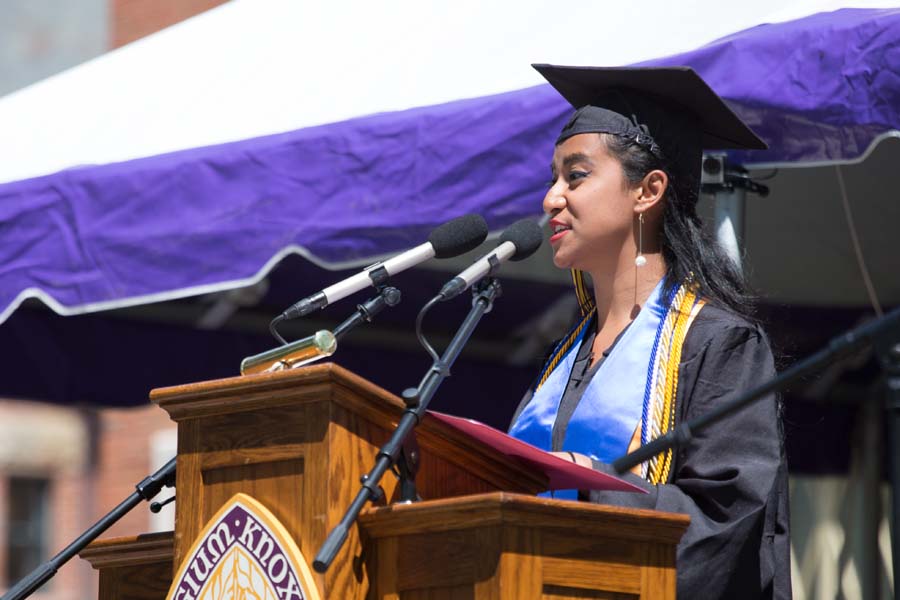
[438,218,543,300]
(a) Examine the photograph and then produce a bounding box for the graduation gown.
[512,304,791,599]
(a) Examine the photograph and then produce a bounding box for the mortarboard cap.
[533,64,767,186]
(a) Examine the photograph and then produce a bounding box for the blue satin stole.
[509,279,667,497]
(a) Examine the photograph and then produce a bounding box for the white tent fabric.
[0,0,895,185]
[0,0,898,319]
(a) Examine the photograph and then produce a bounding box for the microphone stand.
[2,458,176,600]
[611,305,900,595]
[312,277,502,573]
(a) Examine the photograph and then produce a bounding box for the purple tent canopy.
[1,7,897,324]
[647,7,900,166]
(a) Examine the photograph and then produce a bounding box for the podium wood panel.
[79,531,173,600]
[358,492,689,600]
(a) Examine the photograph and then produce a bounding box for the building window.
[6,477,50,586]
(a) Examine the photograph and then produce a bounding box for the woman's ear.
[634,169,668,214]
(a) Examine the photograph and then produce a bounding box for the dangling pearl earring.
[635,213,647,267]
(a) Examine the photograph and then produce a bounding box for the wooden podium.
[80,363,688,599]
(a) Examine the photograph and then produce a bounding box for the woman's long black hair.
[603,133,756,318]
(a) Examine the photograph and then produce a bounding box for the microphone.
[280,214,488,319]
[438,218,543,300]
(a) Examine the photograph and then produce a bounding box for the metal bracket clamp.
[700,154,770,197]
[487,254,501,277]
[367,263,390,287]
[395,431,421,503]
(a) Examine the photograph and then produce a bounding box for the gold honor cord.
[645,285,687,479]
[535,308,594,392]
[646,289,688,482]
[572,269,595,316]
[648,290,701,484]
[531,269,598,393]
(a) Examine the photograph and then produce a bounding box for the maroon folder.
[427,411,645,494]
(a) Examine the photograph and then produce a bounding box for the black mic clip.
[486,253,501,276]
[331,286,402,340]
[366,263,390,287]
[472,277,501,313]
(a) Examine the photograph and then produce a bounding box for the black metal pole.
[2,458,176,600]
[613,306,900,475]
[312,279,501,573]
[876,338,900,600]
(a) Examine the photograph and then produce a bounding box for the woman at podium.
[509,65,790,599]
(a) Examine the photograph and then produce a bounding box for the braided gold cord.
[571,269,595,315]
[533,269,595,392]
[647,288,692,481]
[652,290,698,483]
[644,285,685,478]
[535,308,594,391]
[650,287,685,434]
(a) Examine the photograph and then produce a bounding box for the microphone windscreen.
[499,219,543,261]
[429,214,489,258]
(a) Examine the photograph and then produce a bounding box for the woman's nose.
[543,185,566,214]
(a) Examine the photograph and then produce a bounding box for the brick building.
[111,0,228,48]
[0,401,176,599]
[0,1,224,597]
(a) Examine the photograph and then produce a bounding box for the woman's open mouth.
[549,221,571,243]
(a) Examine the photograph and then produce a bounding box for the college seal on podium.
[165,493,321,600]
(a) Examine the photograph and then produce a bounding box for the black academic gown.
[512,304,791,599]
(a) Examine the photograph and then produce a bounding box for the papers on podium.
[427,411,646,494]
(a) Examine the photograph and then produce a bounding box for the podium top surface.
[150,362,404,420]
[358,492,690,544]
[80,531,173,569]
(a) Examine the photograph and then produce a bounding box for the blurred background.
[0,1,897,598]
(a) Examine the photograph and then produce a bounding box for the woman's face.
[543,133,639,272]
